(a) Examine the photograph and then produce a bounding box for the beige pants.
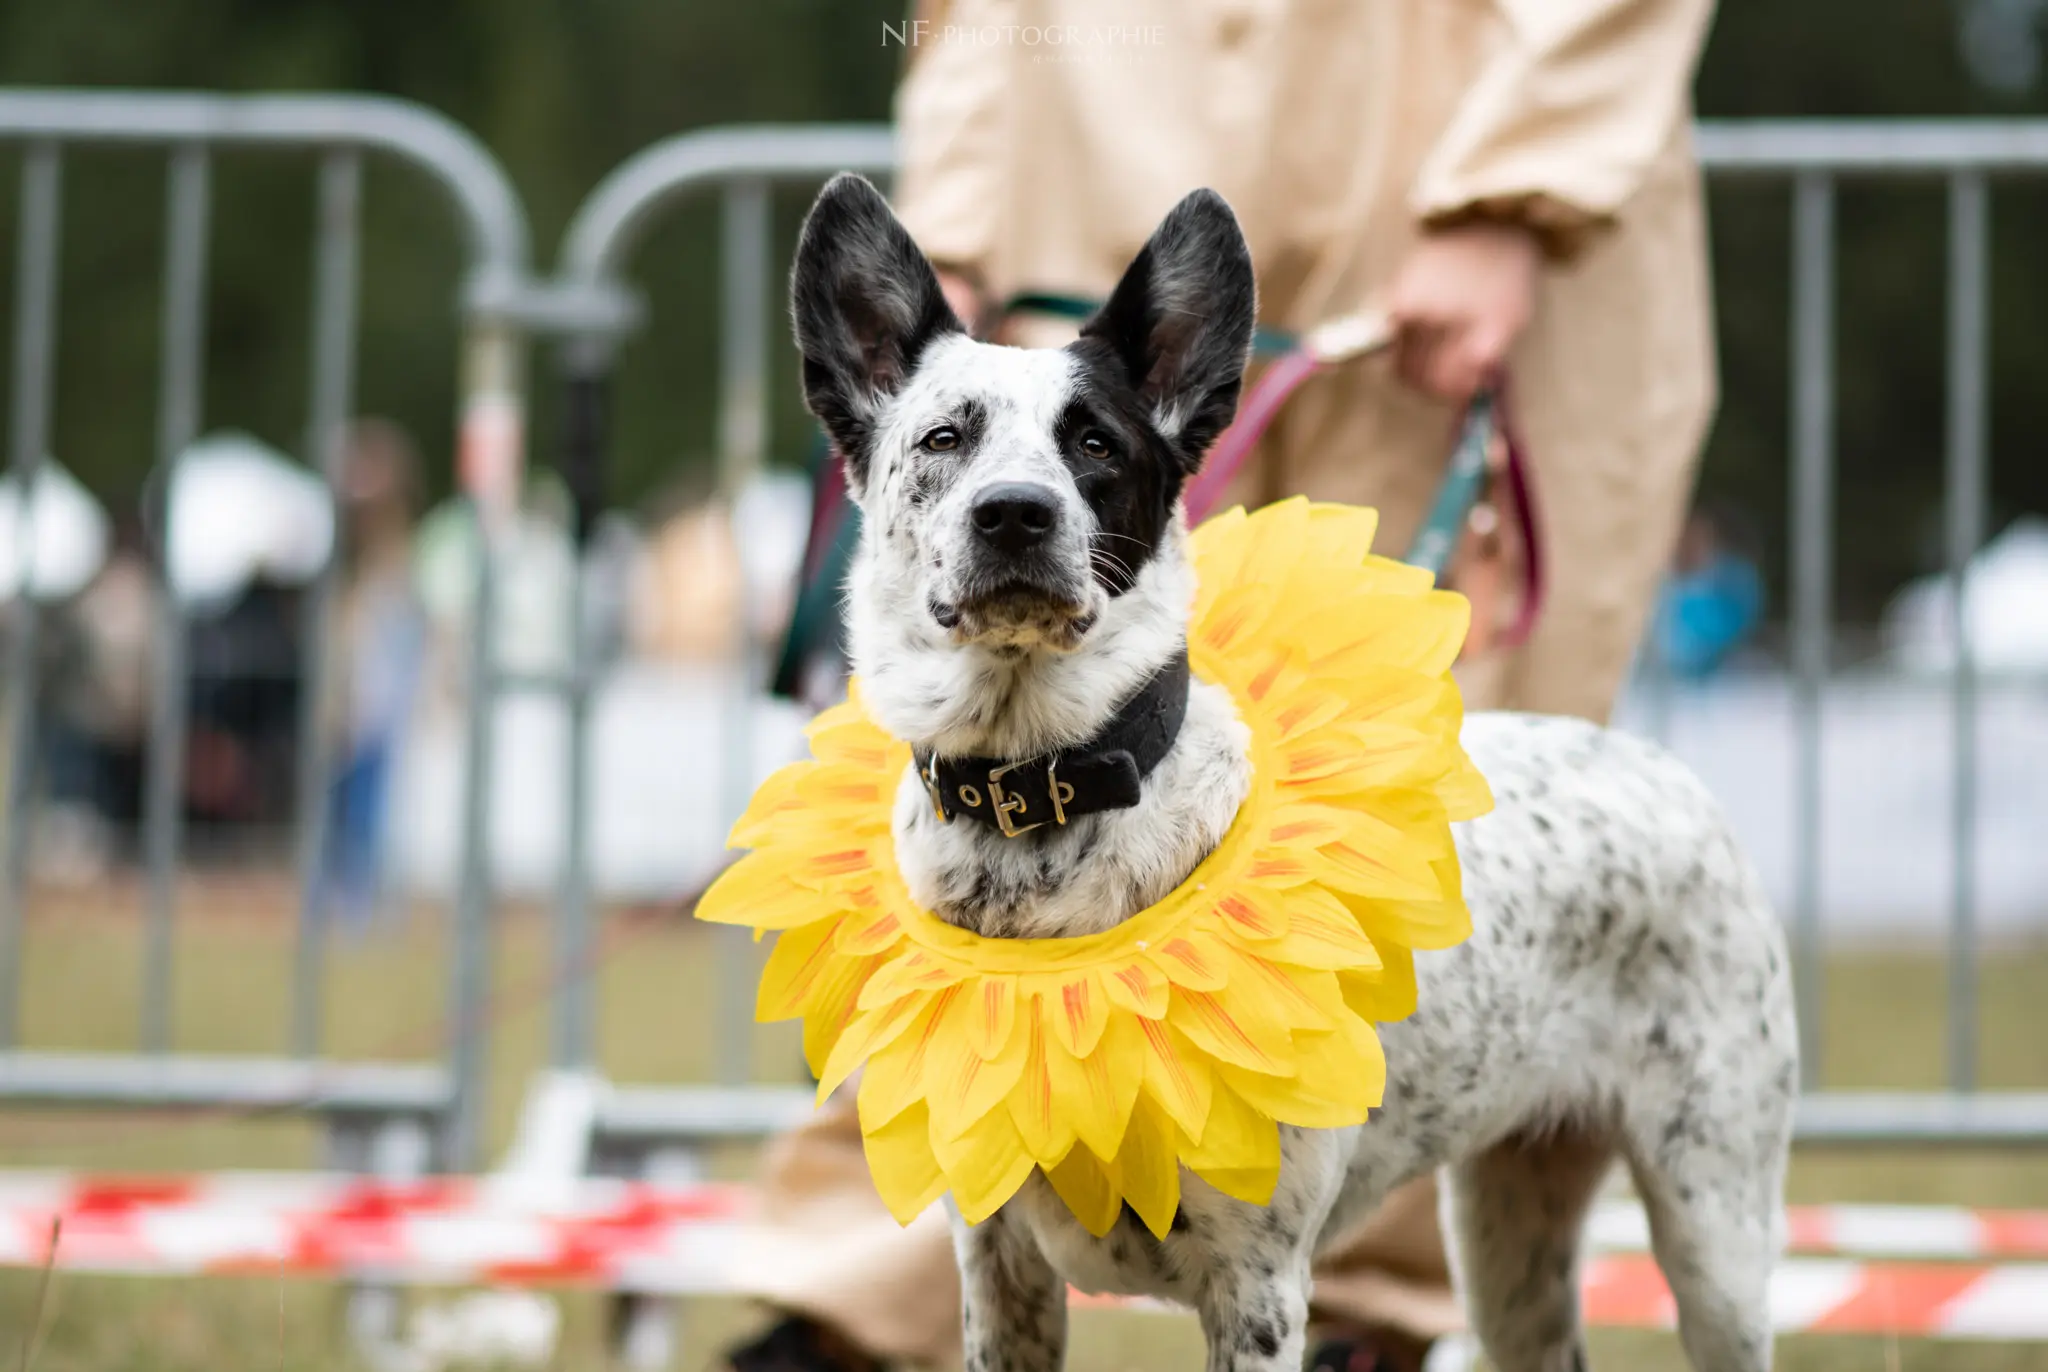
[724,355,1708,1365]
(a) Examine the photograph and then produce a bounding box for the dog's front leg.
[952,1207,1068,1372]
[1194,1129,1349,1372]
[1194,1242,1312,1372]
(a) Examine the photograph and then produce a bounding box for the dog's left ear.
[1079,189,1256,470]
[790,173,963,496]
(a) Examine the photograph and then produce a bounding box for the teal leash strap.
[1404,392,1496,579]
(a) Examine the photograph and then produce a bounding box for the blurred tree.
[0,0,2042,630]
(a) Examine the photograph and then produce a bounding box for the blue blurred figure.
[1653,501,1764,680]
[321,420,427,927]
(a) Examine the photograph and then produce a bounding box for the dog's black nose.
[970,482,1060,553]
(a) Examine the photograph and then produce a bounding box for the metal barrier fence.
[1,108,2043,1213]
[534,120,2048,1165]
[0,90,541,1174]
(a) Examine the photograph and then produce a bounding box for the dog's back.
[1338,711,1797,1372]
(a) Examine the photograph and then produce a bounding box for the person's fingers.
[1428,342,1478,403]
[1396,331,1435,396]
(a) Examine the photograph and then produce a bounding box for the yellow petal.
[1045,1009,1144,1163]
[1197,583,1278,661]
[1435,757,1494,820]
[792,766,896,833]
[1213,885,1289,942]
[925,983,1030,1144]
[1110,1098,1182,1239]
[1341,891,1472,954]
[858,986,960,1127]
[1221,1018,1380,1129]
[1138,1016,1213,1140]
[1228,952,1344,1032]
[933,1103,1037,1226]
[1168,979,1295,1077]
[1302,590,1470,678]
[1180,1082,1280,1204]
[1290,1014,1387,1116]
[1147,935,1229,992]
[1041,973,1110,1059]
[698,853,848,932]
[1190,1166,1281,1207]
[801,951,884,1077]
[861,1098,948,1225]
[1296,503,1381,571]
[1340,943,1418,1024]
[727,762,809,846]
[1318,665,1452,731]
[757,918,854,1021]
[1006,999,1078,1162]
[1100,961,1170,1018]
[1306,816,1445,902]
[1044,1145,1122,1238]
[818,990,925,1101]
[857,947,968,1010]
[788,837,886,893]
[1268,885,1383,971]
[965,976,1019,1059]
[835,909,905,957]
[806,710,900,771]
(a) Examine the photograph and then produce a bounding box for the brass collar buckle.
[920,755,1078,838]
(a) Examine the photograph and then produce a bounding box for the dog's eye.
[1080,430,1113,460]
[920,426,960,453]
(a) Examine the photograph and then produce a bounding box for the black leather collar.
[914,649,1191,838]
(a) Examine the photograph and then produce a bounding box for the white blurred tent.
[1884,515,2048,673]
[0,461,110,603]
[165,431,334,612]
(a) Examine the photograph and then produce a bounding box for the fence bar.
[445,322,525,1169]
[140,145,212,1055]
[1945,173,1990,1094]
[551,354,607,1071]
[288,150,364,1058]
[714,179,772,1088]
[0,145,63,1049]
[1789,173,1834,1091]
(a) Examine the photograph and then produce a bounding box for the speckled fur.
[791,176,1797,1372]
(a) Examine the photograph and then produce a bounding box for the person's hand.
[935,268,987,337]
[1385,222,1542,404]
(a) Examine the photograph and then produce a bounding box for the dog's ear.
[1080,188,1256,471]
[790,173,963,496]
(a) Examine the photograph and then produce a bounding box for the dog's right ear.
[1079,189,1256,473]
[790,174,963,497]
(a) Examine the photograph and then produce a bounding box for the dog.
[787,173,1797,1372]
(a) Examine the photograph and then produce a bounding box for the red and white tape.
[0,1174,2043,1339]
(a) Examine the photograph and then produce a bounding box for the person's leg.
[721,1085,967,1371]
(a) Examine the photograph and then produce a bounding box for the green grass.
[1,878,2045,1370]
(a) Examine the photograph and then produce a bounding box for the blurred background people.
[318,419,429,926]
[1652,499,1766,681]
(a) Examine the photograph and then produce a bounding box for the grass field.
[1,877,2045,1370]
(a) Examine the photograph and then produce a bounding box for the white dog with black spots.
[786,173,1797,1372]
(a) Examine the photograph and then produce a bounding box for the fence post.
[445,318,527,1171]
[1945,171,1990,1094]
[1788,171,1835,1092]
[0,144,63,1048]
[290,149,365,1058]
[551,339,610,1073]
[715,177,772,1089]
[140,144,213,1055]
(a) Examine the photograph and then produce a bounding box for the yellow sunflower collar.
[697,499,1493,1240]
